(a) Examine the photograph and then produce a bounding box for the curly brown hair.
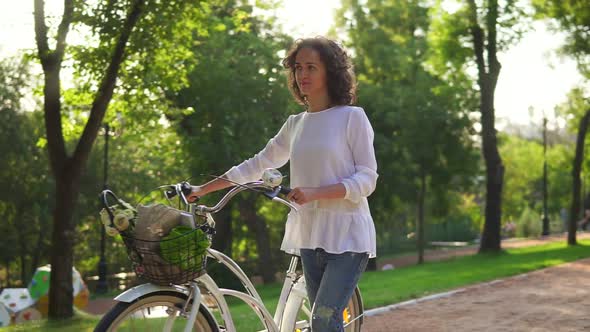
[282,37,357,106]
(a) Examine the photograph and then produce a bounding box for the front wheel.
[94,291,218,332]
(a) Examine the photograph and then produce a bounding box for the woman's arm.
[188,176,233,201]
[286,184,346,205]
[340,108,378,203]
[189,115,294,201]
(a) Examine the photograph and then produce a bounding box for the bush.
[427,216,479,243]
[515,206,542,237]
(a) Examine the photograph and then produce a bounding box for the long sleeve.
[224,115,293,184]
[340,108,378,204]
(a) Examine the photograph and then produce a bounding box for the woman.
[188,37,378,332]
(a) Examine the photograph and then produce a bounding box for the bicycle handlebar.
[194,181,297,214]
[164,182,193,201]
[279,186,292,196]
[99,180,296,223]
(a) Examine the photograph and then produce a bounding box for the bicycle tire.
[94,291,219,332]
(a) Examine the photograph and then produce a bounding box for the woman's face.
[294,47,328,99]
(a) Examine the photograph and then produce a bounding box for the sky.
[0,0,585,127]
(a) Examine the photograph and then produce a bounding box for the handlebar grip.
[180,182,192,196]
[165,189,177,199]
[164,182,194,201]
[279,186,291,196]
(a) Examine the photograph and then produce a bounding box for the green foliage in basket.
[160,226,210,271]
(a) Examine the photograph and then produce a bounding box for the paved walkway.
[363,257,590,331]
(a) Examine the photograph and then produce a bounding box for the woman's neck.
[306,94,333,113]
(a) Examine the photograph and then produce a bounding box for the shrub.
[515,206,542,237]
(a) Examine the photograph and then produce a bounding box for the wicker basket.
[100,189,213,285]
[121,225,211,286]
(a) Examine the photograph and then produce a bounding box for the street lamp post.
[542,116,550,236]
[96,123,110,293]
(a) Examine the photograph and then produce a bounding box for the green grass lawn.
[6,239,590,331]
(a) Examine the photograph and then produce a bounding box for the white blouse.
[224,105,378,258]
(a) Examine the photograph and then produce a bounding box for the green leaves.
[170,3,293,173]
[337,0,479,208]
[160,226,210,271]
[533,0,590,76]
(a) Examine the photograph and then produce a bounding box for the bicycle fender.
[114,283,190,303]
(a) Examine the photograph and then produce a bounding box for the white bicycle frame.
[110,180,363,332]
[114,246,311,332]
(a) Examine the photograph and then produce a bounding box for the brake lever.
[262,186,298,212]
[272,197,298,212]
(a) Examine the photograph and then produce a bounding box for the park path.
[363,257,590,331]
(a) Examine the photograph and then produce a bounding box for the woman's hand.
[286,184,347,205]
[286,187,319,205]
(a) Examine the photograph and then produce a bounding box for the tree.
[533,0,590,77]
[553,87,590,244]
[465,0,504,252]
[498,134,543,221]
[0,55,51,286]
[170,1,293,283]
[428,0,532,252]
[570,109,590,244]
[335,0,479,263]
[33,0,214,318]
[533,0,590,244]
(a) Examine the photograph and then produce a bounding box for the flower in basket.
[160,226,210,271]
[99,202,137,236]
[105,225,119,237]
[114,213,131,231]
[100,208,113,227]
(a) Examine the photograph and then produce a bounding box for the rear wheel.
[290,286,363,332]
[343,287,363,332]
[94,291,218,332]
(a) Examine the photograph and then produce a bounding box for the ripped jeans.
[300,248,369,332]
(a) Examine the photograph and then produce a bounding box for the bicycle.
[95,170,364,332]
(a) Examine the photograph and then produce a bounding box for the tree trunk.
[34,0,145,319]
[19,255,27,287]
[417,170,426,264]
[568,110,590,245]
[239,199,274,284]
[478,81,504,252]
[48,176,80,318]
[5,260,10,287]
[31,220,46,275]
[15,207,29,285]
[468,0,504,253]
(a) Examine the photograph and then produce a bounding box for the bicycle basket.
[100,190,213,286]
[121,222,212,286]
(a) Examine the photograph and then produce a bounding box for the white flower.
[122,209,135,219]
[100,208,113,227]
[114,213,130,231]
[105,225,119,237]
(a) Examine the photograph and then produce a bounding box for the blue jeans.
[300,248,369,332]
